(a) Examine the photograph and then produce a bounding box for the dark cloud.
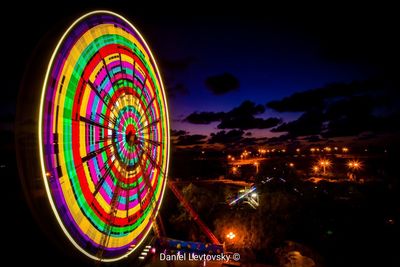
[217,116,281,130]
[218,116,281,130]
[205,73,239,95]
[218,101,281,130]
[266,81,380,112]
[184,101,281,130]
[171,129,188,137]
[263,134,292,146]
[228,100,265,115]
[209,130,244,144]
[168,83,189,98]
[303,135,323,143]
[268,80,400,138]
[356,132,377,141]
[245,132,252,136]
[272,110,324,136]
[321,95,377,137]
[184,111,225,124]
[174,134,208,146]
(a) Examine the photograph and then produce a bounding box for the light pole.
[319,159,331,175]
[254,162,259,174]
[347,160,362,181]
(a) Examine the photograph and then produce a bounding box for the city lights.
[347,160,362,170]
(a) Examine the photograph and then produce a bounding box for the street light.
[226,231,236,240]
[313,166,319,173]
[318,159,331,175]
[254,162,259,174]
[347,160,362,170]
[347,160,362,181]
[232,166,238,174]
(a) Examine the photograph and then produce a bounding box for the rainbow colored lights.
[38,11,169,261]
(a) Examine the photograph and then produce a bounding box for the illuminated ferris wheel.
[17,10,170,262]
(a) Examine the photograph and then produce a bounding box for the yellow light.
[319,159,331,166]
[342,147,349,152]
[313,166,319,172]
[347,160,362,170]
[226,231,236,240]
[296,148,300,152]
[289,163,294,167]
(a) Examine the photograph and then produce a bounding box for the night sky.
[1,3,400,147]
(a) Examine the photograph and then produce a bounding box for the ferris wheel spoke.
[97,112,117,128]
[92,158,116,197]
[79,115,115,131]
[138,96,155,123]
[101,58,115,88]
[131,60,136,84]
[82,143,113,163]
[86,80,118,118]
[137,143,164,174]
[135,75,147,91]
[137,119,160,133]
[118,53,127,81]
[137,136,162,147]
[95,135,114,144]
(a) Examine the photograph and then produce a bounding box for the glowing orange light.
[226,231,236,240]
[289,163,294,167]
[347,160,362,170]
[319,159,331,166]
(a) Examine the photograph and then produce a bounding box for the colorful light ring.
[38,11,169,261]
